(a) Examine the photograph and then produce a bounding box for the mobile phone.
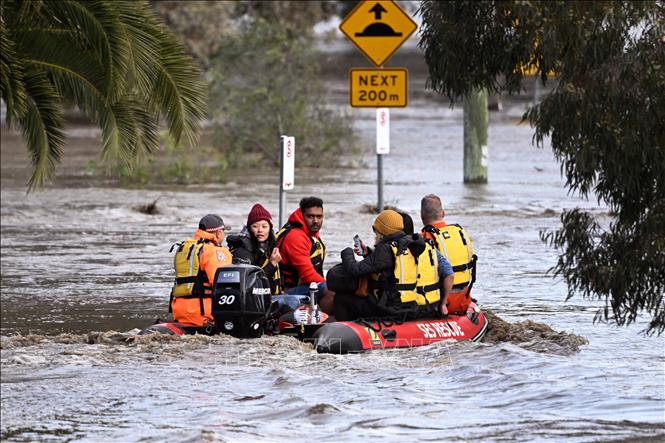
[353,234,363,251]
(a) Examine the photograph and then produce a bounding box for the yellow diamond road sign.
[339,0,417,67]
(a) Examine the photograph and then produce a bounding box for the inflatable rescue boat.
[141,265,489,353]
[277,302,487,353]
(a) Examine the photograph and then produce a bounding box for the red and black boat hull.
[310,303,488,353]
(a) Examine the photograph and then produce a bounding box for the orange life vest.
[169,230,232,327]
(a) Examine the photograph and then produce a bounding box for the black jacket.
[341,231,409,305]
[341,232,438,306]
[227,229,278,290]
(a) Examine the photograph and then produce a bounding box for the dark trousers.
[333,292,443,322]
[332,293,378,321]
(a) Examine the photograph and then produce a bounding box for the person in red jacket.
[276,197,334,313]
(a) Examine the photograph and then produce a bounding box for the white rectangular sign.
[282,135,295,190]
[376,108,390,154]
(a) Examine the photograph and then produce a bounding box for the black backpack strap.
[467,254,478,293]
[423,225,439,234]
[186,242,198,260]
[457,225,468,246]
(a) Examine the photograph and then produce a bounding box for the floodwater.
[2,78,664,441]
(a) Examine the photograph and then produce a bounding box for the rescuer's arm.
[436,250,454,316]
[201,245,233,284]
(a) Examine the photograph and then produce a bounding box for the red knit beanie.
[246,203,272,227]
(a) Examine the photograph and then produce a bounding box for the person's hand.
[270,247,282,266]
[341,247,354,257]
[353,240,367,256]
[440,302,448,317]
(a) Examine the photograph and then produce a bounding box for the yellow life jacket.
[258,256,283,295]
[424,224,476,292]
[170,239,207,298]
[390,241,441,306]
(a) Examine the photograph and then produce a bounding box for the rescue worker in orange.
[420,194,477,314]
[170,214,232,327]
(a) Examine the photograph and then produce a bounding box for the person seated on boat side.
[420,194,477,315]
[227,203,282,293]
[170,214,233,327]
[334,209,454,321]
[275,197,335,314]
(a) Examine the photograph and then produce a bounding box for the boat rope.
[356,311,408,333]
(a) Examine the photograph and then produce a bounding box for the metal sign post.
[376,108,389,212]
[279,135,295,227]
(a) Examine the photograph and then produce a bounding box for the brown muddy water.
[2,83,664,441]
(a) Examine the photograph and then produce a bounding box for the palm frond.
[19,70,66,190]
[48,66,138,166]
[2,0,206,190]
[127,95,160,156]
[18,29,108,94]
[114,1,160,99]
[43,0,129,100]
[0,6,28,126]
[100,95,161,166]
[148,24,207,147]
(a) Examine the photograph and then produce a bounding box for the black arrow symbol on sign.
[369,3,387,20]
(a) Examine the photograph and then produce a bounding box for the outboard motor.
[211,264,272,338]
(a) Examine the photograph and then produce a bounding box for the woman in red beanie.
[227,203,282,293]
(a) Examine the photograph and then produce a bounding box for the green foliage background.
[207,17,356,170]
[419,0,665,334]
[114,1,356,182]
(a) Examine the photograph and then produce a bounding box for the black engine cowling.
[211,264,272,338]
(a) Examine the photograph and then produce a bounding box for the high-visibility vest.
[169,239,211,317]
[424,224,476,292]
[390,240,441,306]
[171,239,207,298]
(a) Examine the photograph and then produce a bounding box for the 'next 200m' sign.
[349,68,407,107]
